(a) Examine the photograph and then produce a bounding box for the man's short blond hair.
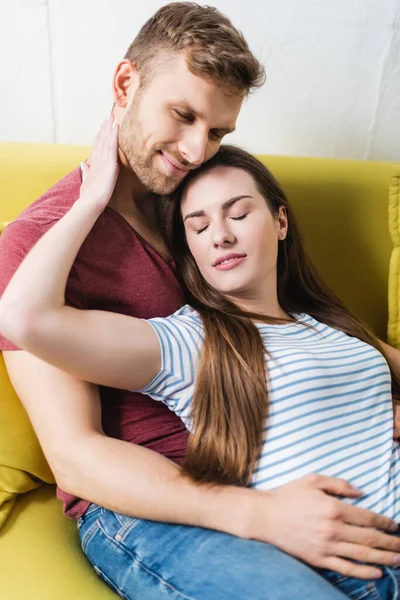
[124,2,265,96]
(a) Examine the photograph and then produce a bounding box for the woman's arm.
[0,117,161,390]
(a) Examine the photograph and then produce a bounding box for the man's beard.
[119,103,187,195]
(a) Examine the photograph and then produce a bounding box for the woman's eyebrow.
[183,195,253,222]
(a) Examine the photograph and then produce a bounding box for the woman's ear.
[112,59,140,108]
[277,206,288,240]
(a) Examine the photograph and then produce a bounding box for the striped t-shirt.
[139,305,400,520]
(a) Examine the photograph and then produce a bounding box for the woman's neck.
[226,294,288,319]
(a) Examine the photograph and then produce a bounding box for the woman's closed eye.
[195,214,248,234]
[231,214,248,221]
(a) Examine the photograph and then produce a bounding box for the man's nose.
[178,129,208,166]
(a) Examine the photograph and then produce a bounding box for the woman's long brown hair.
[159,145,400,487]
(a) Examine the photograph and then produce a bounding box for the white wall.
[1,0,399,160]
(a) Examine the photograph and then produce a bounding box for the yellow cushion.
[0,143,90,222]
[0,485,117,599]
[0,222,55,529]
[388,166,400,347]
[0,352,55,529]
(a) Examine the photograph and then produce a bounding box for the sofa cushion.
[388,167,400,348]
[0,223,55,530]
[0,350,55,529]
[0,485,116,599]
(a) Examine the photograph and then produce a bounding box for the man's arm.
[5,350,400,580]
[379,340,400,435]
[3,350,243,526]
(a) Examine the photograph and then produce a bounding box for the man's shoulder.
[13,167,82,230]
[0,167,86,273]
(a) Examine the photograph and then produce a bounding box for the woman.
[1,117,400,599]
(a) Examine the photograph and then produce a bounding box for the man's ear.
[112,59,140,108]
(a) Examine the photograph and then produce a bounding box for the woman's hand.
[79,115,119,213]
[244,474,400,579]
[0,115,120,350]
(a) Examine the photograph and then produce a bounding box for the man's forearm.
[65,432,253,537]
[3,350,255,539]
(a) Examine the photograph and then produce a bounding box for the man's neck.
[107,163,170,261]
[108,162,154,219]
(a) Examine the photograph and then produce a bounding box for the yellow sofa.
[0,142,399,600]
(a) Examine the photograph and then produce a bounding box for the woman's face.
[181,166,288,303]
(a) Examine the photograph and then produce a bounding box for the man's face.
[118,53,243,195]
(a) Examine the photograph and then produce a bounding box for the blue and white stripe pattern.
[140,305,400,520]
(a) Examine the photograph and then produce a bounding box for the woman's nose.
[212,225,236,247]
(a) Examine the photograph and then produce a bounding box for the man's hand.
[375,341,400,439]
[242,474,400,580]
[393,402,400,440]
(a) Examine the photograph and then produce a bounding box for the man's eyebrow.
[211,126,236,135]
[183,195,253,222]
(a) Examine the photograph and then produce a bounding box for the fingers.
[101,114,118,134]
[310,474,398,532]
[339,523,400,552]
[393,404,400,438]
[99,114,118,136]
[321,556,382,580]
[109,115,119,152]
[80,162,89,181]
[91,115,119,160]
[332,540,400,568]
[340,503,398,533]
[311,473,362,498]
[83,116,119,184]
[78,114,120,209]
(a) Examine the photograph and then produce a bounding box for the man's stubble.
[118,93,183,196]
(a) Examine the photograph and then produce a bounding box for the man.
[0,3,398,599]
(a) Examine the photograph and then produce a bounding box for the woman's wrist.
[73,195,106,220]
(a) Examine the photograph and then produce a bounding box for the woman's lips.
[214,256,247,271]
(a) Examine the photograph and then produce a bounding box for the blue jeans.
[78,504,348,599]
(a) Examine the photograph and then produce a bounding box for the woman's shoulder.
[152,305,203,336]
[166,304,201,322]
[170,304,198,317]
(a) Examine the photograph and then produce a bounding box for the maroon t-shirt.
[0,167,189,519]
